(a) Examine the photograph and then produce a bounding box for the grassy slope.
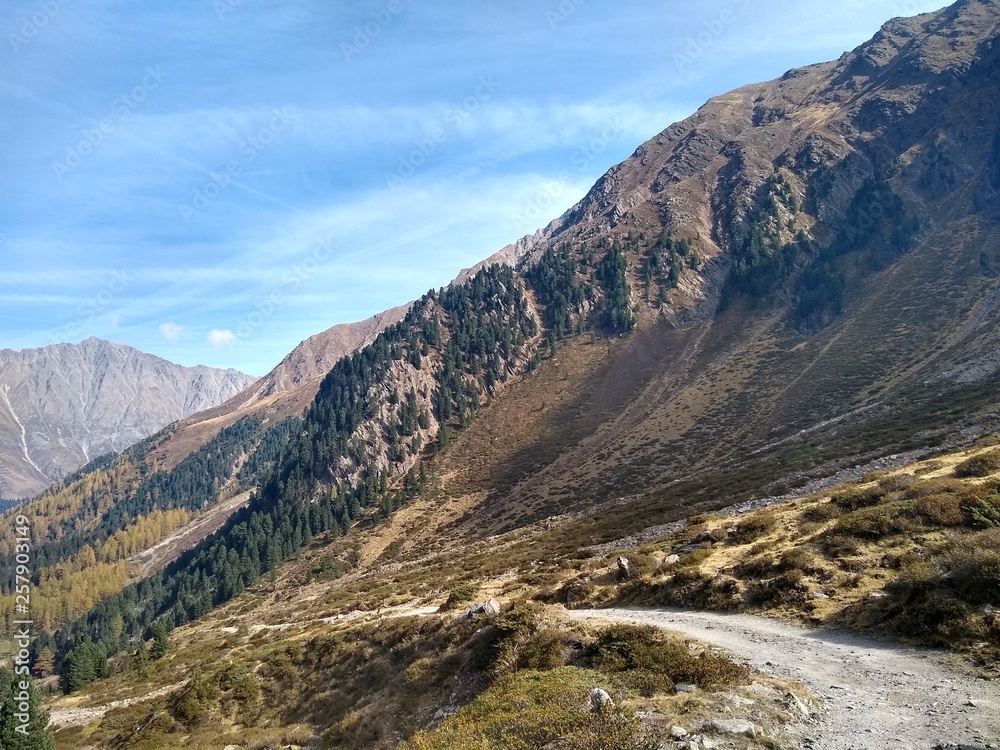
[46,427,1000,749]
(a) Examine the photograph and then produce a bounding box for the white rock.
[589,688,614,711]
[670,725,689,738]
[707,718,757,738]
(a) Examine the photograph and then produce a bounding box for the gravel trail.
[569,607,999,750]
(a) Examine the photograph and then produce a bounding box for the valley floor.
[570,608,1000,750]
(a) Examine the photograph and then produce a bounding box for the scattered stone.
[713,691,754,706]
[786,692,812,718]
[663,554,681,565]
[746,682,781,699]
[637,711,671,726]
[693,530,718,543]
[701,740,720,750]
[725,527,738,539]
[617,556,632,581]
[589,688,614,712]
[813,589,830,600]
[670,725,689,738]
[467,599,501,617]
[707,718,757,738]
[673,683,697,694]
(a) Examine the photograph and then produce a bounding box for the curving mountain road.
[569,608,999,750]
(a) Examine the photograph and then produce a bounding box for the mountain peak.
[0,340,257,499]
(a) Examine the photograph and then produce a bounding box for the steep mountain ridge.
[0,338,256,499]
[146,305,410,470]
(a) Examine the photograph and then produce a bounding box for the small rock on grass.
[589,688,614,712]
[707,718,757,738]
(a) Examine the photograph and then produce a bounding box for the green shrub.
[914,494,966,526]
[585,625,749,688]
[745,570,809,608]
[801,502,842,523]
[832,500,914,539]
[832,486,885,511]
[729,512,778,544]
[964,494,1000,529]
[441,584,479,610]
[947,533,1000,605]
[954,449,1000,478]
[777,546,818,573]
[821,534,861,558]
[518,629,570,671]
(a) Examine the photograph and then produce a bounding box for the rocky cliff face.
[0,338,256,499]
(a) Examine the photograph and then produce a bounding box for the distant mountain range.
[0,338,257,499]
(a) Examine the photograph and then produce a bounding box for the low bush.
[914,493,966,526]
[441,584,479,610]
[744,570,810,608]
[831,500,914,539]
[954,449,1000,478]
[831,486,885,511]
[777,546,819,573]
[729,512,778,544]
[946,531,1000,605]
[518,629,571,671]
[801,502,842,523]
[585,624,749,688]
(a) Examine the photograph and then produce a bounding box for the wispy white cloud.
[207,329,236,348]
[158,322,187,342]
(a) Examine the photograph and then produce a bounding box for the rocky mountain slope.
[145,305,411,470]
[0,338,256,499]
[7,2,1000,747]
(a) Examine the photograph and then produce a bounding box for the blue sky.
[0,0,947,376]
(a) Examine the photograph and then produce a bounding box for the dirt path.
[569,607,999,750]
[48,683,184,728]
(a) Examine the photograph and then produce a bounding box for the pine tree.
[0,669,55,750]
[150,620,169,660]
